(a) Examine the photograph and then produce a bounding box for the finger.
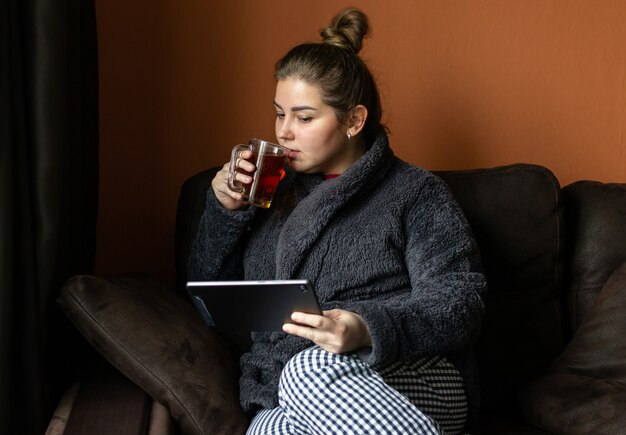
[233,171,253,185]
[282,323,317,342]
[236,151,256,173]
[216,182,243,201]
[291,312,328,329]
[240,150,253,159]
[211,171,245,210]
[283,323,344,354]
[226,188,243,200]
[222,160,252,189]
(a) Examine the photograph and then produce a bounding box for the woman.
[189,7,486,434]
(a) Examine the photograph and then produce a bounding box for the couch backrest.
[175,167,219,296]
[435,164,566,413]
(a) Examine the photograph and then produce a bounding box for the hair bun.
[320,7,369,54]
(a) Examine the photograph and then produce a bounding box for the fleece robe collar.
[275,133,395,279]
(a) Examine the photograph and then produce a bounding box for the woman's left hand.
[282,309,372,354]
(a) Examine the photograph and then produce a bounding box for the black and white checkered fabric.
[247,346,467,434]
[377,356,468,434]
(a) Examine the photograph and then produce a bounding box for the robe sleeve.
[347,174,487,367]
[187,189,258,281]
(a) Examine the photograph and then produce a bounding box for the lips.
[287,150,300,159]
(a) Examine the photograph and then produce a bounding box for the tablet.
[186,279,322,332]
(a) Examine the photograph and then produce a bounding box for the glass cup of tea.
[227,138,290,208]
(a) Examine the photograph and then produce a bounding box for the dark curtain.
[1,0,99,433]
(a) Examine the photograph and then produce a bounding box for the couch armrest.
[63,361,153,435]
[48,359,175,435]
[563,180,626,331]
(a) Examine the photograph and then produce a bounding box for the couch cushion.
[519,261,626,434]
[57,274,248,435]
[563,181,626,332]
[436,164,566,413]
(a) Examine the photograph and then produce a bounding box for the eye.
[298,116,312,123]
[275,112,285,119]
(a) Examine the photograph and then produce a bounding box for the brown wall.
[96,1,626,284]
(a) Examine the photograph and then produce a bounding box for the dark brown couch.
[47,163,626,434]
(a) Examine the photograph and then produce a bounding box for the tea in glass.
[228,139,289,208]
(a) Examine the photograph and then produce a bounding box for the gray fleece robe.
[188,133,487,420]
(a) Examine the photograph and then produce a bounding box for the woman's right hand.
[211,149,256,210]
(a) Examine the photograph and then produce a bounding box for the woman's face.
[274,78,363,175]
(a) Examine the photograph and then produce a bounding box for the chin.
[287,160,304,171]
[288,158,322,174]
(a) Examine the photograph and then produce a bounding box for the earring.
[347,132,352,140]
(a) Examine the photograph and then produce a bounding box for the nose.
[276,117,295,142]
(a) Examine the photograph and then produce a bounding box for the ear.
[347,105,368,137]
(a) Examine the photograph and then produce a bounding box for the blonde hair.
[274,8,385,145]
[320,7,369,53]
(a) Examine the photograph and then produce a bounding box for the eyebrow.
[273,101,317,111]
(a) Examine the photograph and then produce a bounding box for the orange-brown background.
[96,1,626,285]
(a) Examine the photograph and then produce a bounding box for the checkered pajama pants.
[247,346,468,434]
